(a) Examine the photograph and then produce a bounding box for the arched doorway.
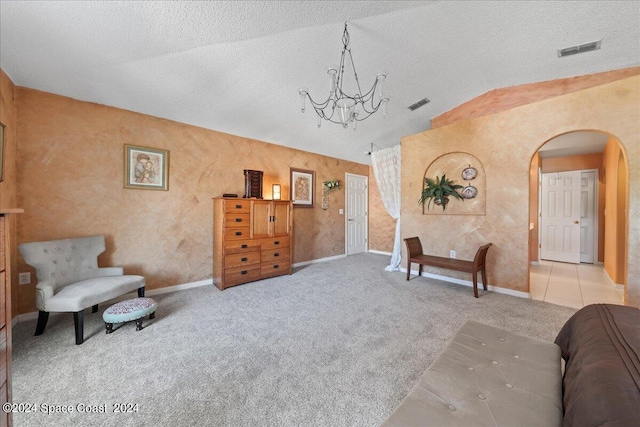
[528,130,629,308]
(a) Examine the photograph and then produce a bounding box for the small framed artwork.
[290,168,315,207]
[124,144,169,190]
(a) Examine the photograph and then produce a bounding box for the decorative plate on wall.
[461,185,478,199]
[462,165,477,180]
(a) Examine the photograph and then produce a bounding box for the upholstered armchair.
[19,235,145,345]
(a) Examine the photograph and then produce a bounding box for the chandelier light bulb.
[299,88,308,113]
[328,66,338,95]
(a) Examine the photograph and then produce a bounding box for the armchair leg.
[138,286,145,297]
[34,311,50,336]
[92,304,98,313]
[406,261,411,281]
[74,311,84,345]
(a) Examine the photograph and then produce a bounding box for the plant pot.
[434,196,449,209]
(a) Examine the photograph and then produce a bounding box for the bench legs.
[406,262,424,281]
[74,311,84,345]
[34,311,49,336]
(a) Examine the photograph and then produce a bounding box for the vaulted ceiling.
[1,1,638,163]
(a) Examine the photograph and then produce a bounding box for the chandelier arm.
[299,22,388,129]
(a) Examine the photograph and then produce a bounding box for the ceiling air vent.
[558,40,601,58]
[408,97,430,111]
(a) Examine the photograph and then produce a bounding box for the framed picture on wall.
[290,168,315,207]
[124,144,169,190]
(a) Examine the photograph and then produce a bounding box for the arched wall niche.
[422,152,486,215]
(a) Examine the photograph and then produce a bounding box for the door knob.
[574,220,579,224]
[348,219,354,222]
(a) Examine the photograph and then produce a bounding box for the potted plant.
[418,174,464,211]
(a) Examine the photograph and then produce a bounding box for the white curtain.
[371,144,402,271]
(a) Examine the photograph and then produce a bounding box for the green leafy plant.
[418,174,464,211]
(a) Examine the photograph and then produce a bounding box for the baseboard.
[368,250,392,256]
[400,267,531,299]
[14,279,213,326]
[530,261,539,266]
[293,253,347,268]
[602,269,624,290]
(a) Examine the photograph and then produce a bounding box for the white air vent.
[558,40,601,58]
[408,97,430,111]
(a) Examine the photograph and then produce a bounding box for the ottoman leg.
[105,323,113,334]
[136,319,144,331]
[149,311,155,320]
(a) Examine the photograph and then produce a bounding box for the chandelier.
[298,23,389,130]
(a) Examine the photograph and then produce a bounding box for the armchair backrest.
[19,235,106,289]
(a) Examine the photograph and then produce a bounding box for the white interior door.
[580,171,597,263]
[540,171,581,263]
[346,173,368,255]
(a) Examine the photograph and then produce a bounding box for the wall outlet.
[450,250,456,259]
[19,272,31,285]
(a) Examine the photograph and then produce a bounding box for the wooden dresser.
[213,198,293,290]
[1,209,21,427]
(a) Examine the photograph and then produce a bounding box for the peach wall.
[15,88,368,315]
[402,76,639,306]
[368,165,396,253]
[432,66,640,128]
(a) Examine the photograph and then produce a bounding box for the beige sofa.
[383,304,640,427]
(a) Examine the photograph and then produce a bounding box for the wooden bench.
[404,237,492,298]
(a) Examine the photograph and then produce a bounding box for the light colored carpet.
[12,253,576,427]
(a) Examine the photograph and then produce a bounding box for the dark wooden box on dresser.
[1,209,22,427]
[213,198,293,290]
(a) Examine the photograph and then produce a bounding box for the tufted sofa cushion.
[383,320,563,426]
[20,235,144,312]
[20,236,106,288]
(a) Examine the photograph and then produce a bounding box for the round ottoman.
[103,297,157,334]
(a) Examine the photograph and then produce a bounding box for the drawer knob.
[274,241,280,245]
[274,253,280,257]
[241,270,248,275]
[241,244,248,249]
[235,231,243,236]
[235,204,242,209]
[274,265,279,269]
[241,257,248,262]
[235,218,243,222]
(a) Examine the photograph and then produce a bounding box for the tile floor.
[530,260,624,309]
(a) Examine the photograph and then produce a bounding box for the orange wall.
[14,88,368,315]
[602,138,628,284]
[528,153,540,263]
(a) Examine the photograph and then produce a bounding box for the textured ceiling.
[1,1,639,164]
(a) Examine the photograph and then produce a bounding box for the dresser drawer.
[261,236,290,250]
[225,227,250,241]
[261,248,290,263]
[225,213,250,227]
[225,200,251,214]
[225,265,261,285]
[261,261,290,278]
[225,252,260,269]
[225,239,260,255]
